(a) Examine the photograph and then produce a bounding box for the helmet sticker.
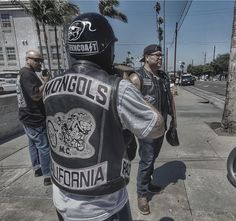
[47,108,96,159]
[68,41,99,55]
[68,20,96,41]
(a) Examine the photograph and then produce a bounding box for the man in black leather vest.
[129,44,177,215]
[43,13,165,221]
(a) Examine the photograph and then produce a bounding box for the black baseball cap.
[139,44,162,62]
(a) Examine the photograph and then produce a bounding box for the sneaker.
[34,168,43,177]
[44,177,52,186]
[137,197,150,215]
[148,183,163,193]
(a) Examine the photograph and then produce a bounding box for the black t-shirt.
[17,67,46,127]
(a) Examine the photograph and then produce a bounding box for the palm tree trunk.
[42,24,52,74]
[54,26,61,70]
[221,0,236,133]
[35,21,45,69]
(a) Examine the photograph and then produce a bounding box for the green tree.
[211,53,229,79]
[11,0,45,68]
[12,0,54,73]
[221,0,236,133]
[98,0,128,23]
[46,0,79,70]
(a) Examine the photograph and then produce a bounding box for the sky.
[71,0,234,72]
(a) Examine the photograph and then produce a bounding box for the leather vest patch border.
[43,73,111,110]
[51,157,108,190]
[47,108,95,159]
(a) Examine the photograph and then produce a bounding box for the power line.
[168,0,192,48]
[177,1,192,32]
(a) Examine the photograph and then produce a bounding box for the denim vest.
[136,67,172,127]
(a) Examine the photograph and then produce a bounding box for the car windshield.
[0,73,18,79]
[182,75,192,80]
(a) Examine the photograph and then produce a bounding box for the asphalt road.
[193,80,226,96]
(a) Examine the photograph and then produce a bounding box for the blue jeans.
[56,201,132,221]
[23,124,51,177]
[137,136,164,197]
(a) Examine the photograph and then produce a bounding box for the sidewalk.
[1,88,236,221]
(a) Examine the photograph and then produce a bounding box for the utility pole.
[192,59,194,66]
[174,22,178,79]
[166,47,168,73]
[213,45,216,61]
[163,0,166,72]
[204,52,206,65]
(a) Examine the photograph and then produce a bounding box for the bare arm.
[129,73,141,90]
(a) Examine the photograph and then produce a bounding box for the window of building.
[51,46,61,60]
[0,47,4,61]
[1,14,11,28]
[6,47,16,60]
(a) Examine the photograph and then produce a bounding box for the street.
[193,81,227,96]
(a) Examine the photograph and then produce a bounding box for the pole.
[174,22,178,80]
[204,52,206,65]
[166,47,168,73]
[213,45,216,60]
[163,0,166,72]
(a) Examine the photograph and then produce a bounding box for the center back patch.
[47,108,96,159]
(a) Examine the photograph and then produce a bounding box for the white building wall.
[0,0,68,72]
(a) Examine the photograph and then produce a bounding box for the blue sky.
[71,0,234,71]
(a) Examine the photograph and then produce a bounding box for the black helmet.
[66,12,117,59]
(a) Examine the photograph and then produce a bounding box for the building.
[0,0,68,72]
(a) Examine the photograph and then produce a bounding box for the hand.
[41,75,49,83]
[170,117,177,129]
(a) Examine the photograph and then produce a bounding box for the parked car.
[181,74,195,86]
[0,71,18,94]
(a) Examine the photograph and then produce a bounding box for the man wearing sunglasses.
[129,44,177,215]
[16,50,51,186]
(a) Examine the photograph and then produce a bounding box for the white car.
[0,71,18,94]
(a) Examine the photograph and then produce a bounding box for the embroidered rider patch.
[47,108,95,159]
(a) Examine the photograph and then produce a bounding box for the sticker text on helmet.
[69,41,98,54]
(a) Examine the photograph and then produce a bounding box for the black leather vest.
[136,67,172,123]
[43,60,130,195]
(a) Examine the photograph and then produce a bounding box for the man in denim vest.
[129,44,177,215]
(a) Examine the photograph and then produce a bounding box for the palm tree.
[45,0,79,70]
[11,0,45,68]
[221,0,236,133]
[11,0,53,73]
[98,0,128,23]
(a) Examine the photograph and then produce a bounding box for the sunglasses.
[27,57,43,62]
[149,52,163,58]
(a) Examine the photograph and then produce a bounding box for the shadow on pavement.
[0,130,24,145]
[153,160,186,187]
[159,217,175,221]
[147,160,186,201]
